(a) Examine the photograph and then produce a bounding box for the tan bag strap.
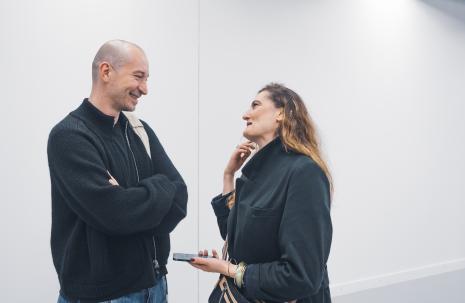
[122,111,151,159]
[221,237,295,303]
[222,239,229,261]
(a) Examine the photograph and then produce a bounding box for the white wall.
[198,0,465,299]
[0,1,198,302]
[1,0,464,301]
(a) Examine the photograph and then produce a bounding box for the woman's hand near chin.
[222,141,255,194]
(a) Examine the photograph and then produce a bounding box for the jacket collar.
[72,99,126,135]
[241,136,286,180]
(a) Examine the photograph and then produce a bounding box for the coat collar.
[72,98,126,135]
[241,136,287,180]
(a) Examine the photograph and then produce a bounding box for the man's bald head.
[90,40,149,114]
[91,40,145,83]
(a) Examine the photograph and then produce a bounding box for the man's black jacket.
[47,99,187,302]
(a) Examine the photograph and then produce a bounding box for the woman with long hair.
[191,83,333,303]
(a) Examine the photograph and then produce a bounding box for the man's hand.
[107,170,119,186]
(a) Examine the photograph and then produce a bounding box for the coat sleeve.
[243,161,332,301]
[211,192,233,240]
[47,126,177,236]
[141,121,188,235]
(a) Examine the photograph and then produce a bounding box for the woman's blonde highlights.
[261,83,333,198]
[227,83,333,208]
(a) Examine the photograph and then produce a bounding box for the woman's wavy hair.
[227,83,333,209]
[263,83,333,195]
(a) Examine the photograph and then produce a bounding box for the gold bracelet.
[234,262,247,288]
[227,261,233,277]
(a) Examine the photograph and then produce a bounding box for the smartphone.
[173,253,213,262]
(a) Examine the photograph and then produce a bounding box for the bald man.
[47,40,187,303]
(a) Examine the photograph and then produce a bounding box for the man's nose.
[139,81,148,95]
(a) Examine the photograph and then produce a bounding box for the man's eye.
[134,75,143,79]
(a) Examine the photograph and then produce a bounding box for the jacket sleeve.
[211,192,233,240]
[142,121,188,235]
[47,126,177,236]
[243,161,332,301]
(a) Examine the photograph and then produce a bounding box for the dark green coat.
[212,137,332,303]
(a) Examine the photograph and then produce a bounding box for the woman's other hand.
[189,249,236,277]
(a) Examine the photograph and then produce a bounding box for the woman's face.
[242,91,282,146]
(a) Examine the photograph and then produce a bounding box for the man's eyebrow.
[133,71,149,77]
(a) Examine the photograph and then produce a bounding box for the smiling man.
[47,40,187,303]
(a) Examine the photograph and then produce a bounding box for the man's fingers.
[107,170,119,186]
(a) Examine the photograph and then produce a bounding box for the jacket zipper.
[125,121,160,271]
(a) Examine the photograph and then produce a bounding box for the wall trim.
[331,258,465,297]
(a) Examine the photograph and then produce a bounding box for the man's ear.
[276,109,284,122]
[100,62,111,82]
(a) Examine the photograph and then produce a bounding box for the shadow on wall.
[419,0,465,23]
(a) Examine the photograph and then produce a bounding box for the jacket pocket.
[235,204,282,263]
[250,206,280,218]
